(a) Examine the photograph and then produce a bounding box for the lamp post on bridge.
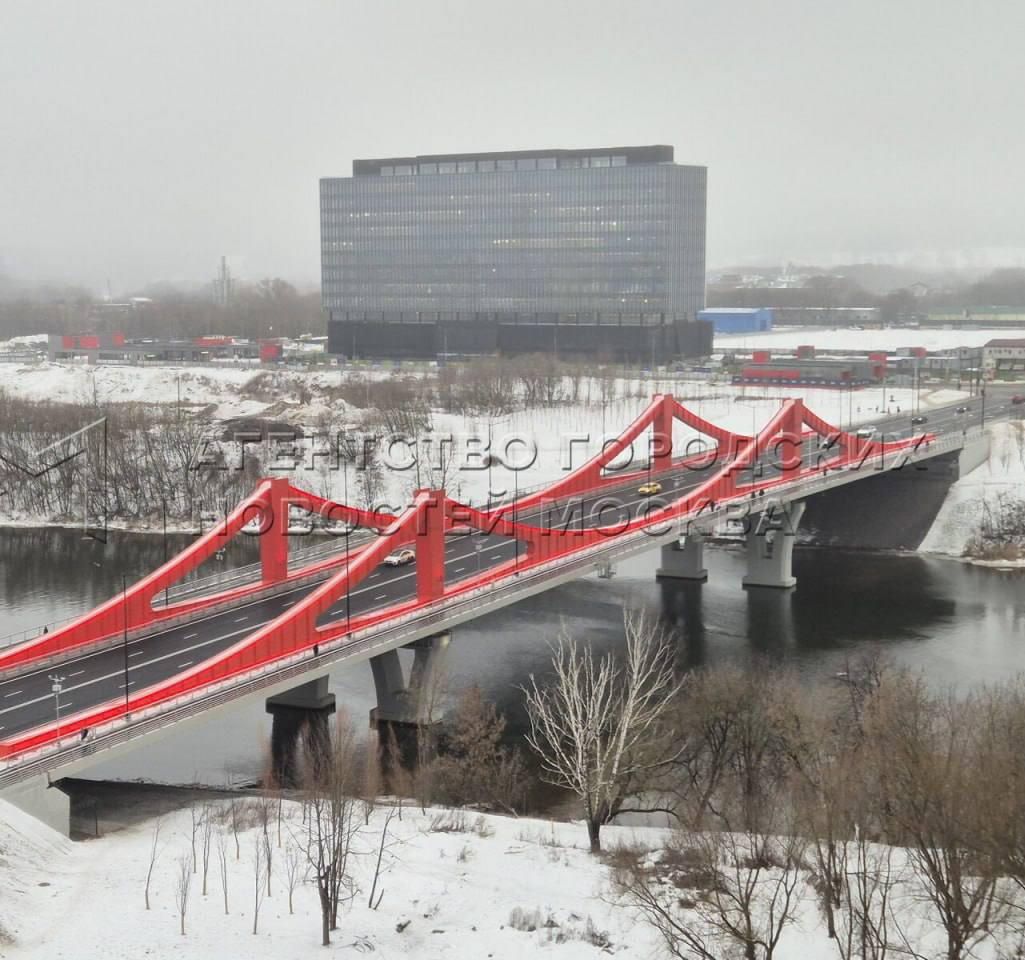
[49,674,65,741]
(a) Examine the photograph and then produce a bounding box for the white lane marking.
[233,617,248,623]
[4,690,23,698]
[184,633,198,640]
[373,594,387,601]
[129,650,145,658]
[178,661,194,669]
[68,670,85,678]
[453,566,466,573]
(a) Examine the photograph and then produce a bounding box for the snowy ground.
[0,796,974,960]
[919,420,1025,561]
[715,325,1025,353]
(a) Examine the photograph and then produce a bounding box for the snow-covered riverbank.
[0,793,978,960]
[919,420,1025,561]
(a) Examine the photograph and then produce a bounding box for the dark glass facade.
[320,145,708,356]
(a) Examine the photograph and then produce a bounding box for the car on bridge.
[956,405,969,414]
[638,481,663,496]
[1012,395,1024,405]
[911,415,929,425]
[382,548,416,566]
[855,425,878,439]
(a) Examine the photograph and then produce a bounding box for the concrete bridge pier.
[265,675,336,787]
[656,530,708,582]
[1,775,71,837]
[743,500,806,590]
[369,631,450,766]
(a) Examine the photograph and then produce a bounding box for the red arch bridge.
[0,393,988,827]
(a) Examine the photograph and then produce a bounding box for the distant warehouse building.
[699,307,774,335]
[320,145,711,362]
[983,338,1025,380]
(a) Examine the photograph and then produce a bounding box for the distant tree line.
[711,266,1025,321]
[0,277,324,341]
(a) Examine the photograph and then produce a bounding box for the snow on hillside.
[919,420,1025,559]
[0,796,1003,959]
[0,800,71,949]
[715,325,1025,353]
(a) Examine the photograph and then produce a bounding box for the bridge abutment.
[656,530,708,582]
[265,675,336,787]
[742,500,806,590]
[1,775,71,837]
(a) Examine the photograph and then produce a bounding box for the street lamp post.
[49,674,65,740]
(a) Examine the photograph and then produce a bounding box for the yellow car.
[638,481,663,496]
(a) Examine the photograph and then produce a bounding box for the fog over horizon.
[2,0,1023,295]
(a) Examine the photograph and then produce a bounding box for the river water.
[2,526,1024,785]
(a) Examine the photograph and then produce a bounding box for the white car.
[382,548,415,567]
[855,425,878,439]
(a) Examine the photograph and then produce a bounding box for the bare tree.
[144,818,162,911]
[251,836,266,935]
[263,831,273,898]
[367,805,399,911]
[431,684,528,814]
[284,840,301,915]
[189,800,200,874]
[173,852,192,936]
[523,609,682,852]
[216,831,230,915]
[200,804,213,896]
[866,675,1010,960]
[291,711,364,946]
[230,797,241,860]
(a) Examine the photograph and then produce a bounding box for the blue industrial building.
[699,307,774,334]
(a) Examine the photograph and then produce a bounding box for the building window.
[537,157,557,169]
[419,162,438,174]
[516,158,537,170]
[439,162,456,174]
[380,166,394,176]
[591,156,611,167]
[394,164,413,175]
[497,159,515,171]
[611,155,627,166]
[457,161,476,173]
[478,159,495,172]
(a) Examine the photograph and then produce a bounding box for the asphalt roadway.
[0,390,1017,741]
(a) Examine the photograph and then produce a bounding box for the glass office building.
[321,145,709,359]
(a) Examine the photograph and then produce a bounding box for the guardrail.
[0,424,967,786]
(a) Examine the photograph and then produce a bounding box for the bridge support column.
[260,476,290,585]
[1,775,70,837]
[370,632,450,766]
[742,500,805,590]
[265,676,336,787]
[656,530,708,582]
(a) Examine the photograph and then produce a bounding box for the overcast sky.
[2,0,1023,293]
